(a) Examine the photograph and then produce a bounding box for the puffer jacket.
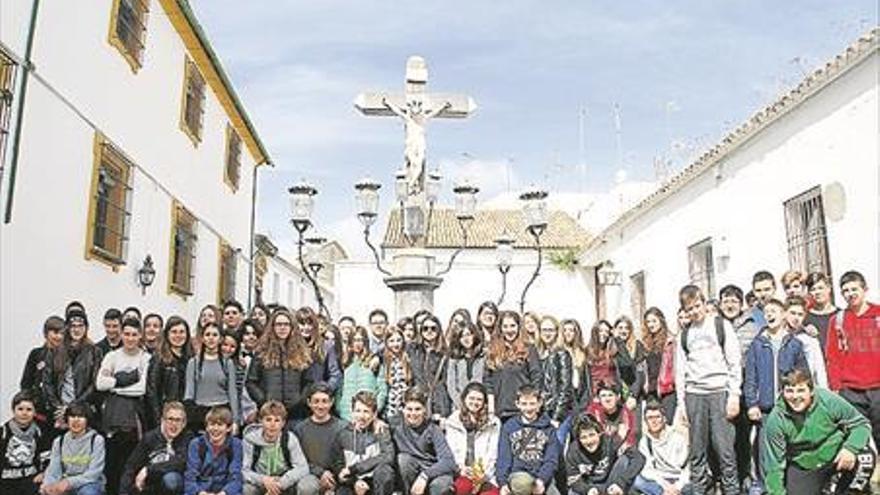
[246,357,307,416]
[540,349,573,422]
[146,351,189,428]
[409,345,451,417]
[43,344,103,415]
[445,411,501,483]
[304,341,342,393]
[336,358,388,421]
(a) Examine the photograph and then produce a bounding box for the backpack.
[58,432,97,474]
[680,316,726,357]
[250,430,292,471]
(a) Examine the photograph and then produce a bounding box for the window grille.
[181,58,205,143]
[688,237,715,297]
[170,203,198,295]
[224,125,242,190]
[0,51,17,167]
[88,140,133,264]
[111,0,150,69]
[784,186,832,276]
[218,242,237,303]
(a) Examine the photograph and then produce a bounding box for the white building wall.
[0,1,261,411]
[262,257,336,315]
[585,52,880,325]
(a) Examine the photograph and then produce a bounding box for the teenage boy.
[825,270,880,450]
[21,316,65,428]
[119,402,193,495]
[392,386,456,495]
[293,383,346,495]
[367,309,389,354]
[784,296,828,388]
[332,391,395,495]
[242,400,309,495]
[565,413,644,495]
[633,400,691,495]
[184,406,242,495]
[751,271,778,329]
[97,309,124,356]
[96,318,152,495]
[803,272,838,354]
[1,392,52,495]
[744,298,809,494]
[763,369,875,495]
[585,382,636,448]
[222,302,244,333]
[41,402,106,495]
[496,386,559,495]
[674,284,741,495]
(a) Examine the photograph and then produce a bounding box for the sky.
[191,1,877,259]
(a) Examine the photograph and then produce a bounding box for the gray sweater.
[241,424,309,490]
[675,316,742,403]
[43,429,106,489]
[184,356,240,423]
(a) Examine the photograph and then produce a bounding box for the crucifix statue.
[354,56,477,198]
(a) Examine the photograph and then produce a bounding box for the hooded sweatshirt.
[119,427,194,495]
[184,433,243,495]
[638,426,690,489]
[496,413,559,487]
[391,417,457,480]
[763,388,872,495]
[241,424,309,490]
[674,315,741,406]
[444,411,501,483]
[0,420,50,481]
[43,429,106,489]
[565,434,644,494]
[331,421,395,480]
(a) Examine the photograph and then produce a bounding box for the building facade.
[0,0,270,407]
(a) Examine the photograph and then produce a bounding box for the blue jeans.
[160,472,183,493]
[71,483,105,495]
[633,476,694,495]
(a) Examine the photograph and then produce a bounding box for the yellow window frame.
[107,0,150,73]
[223,124,242,192]
[168,200,197,297]
[85,133,132,270]
[179,56,205,146]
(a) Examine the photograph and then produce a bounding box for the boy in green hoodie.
[763,368,875,495]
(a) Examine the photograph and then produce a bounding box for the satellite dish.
[822,182,846,222]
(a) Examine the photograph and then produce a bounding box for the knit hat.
[65,309,89,328]
[508,472,535,495]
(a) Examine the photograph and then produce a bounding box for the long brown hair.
[256,309,311,370]
[417,314,447,354]
[486,311,529,370]
[345,326,373,367]
[382,326,412,384]
[296,307,326,362]
[586,320,617,364]
[448,321,484,359]
[613,316,638,356]
[536,315,562,354]
[459,382,490,430]
[52,315,95,380]
[561,318,586,369]
[157,315,192,365]
[641,307,669,354]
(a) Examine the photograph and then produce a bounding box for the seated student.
[119,402,193,495]
[40,402,106,495]
[496,385,559,495]
[392,386,457,495]
[585,381,637,449]
[445,383,501,495]
[1,391,52,495]
[293,383,346,495]
[184,406,242,495]
[633,400,691,495]
[564,413,645,495]
[331,391,395,495]
[242,400,308,495]
[763,369,875,495]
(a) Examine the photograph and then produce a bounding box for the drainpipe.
[247,162,259,308]
[3,0,40,224]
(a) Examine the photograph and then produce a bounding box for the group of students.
[1,268,878,495]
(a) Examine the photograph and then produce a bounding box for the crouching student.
[633,400,691,495]
[119,402,192,495]
[184,406,242,495]
[763,369,875,495]
[564,413,644,495]
[40,402,106,495]
[1,391,52,495]
[445,383,501,495]
[242,400,308,495]
[496,386,560,495]
[392,386,456,495]
[331,391,395,495]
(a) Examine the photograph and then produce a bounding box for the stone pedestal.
[384,248,442,319]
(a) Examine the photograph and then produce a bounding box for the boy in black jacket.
[119,402,192,495]
[564,413,644,495]
[332,391,395,495]
[392,386,456,495]
[0,392,51,495]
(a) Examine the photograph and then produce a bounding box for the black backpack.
[680,316,727,357]
[250,430,292,471]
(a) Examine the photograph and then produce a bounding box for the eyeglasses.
[274,321,292,327]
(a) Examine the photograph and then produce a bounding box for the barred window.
[784,186,831,276]
[109,0,150,70]
[630,271,646,326]
[688,237,715,298]
[180,58,205,144]
[170,202,198,296]
[87,137,133,265]
[217,241,237,303]
[0,51,16,166]
[224,124,242,191]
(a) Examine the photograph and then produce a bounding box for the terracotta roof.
[585,27,879,253]
[382,208,591,249]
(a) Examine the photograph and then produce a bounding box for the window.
[224,124,242,191]
[108,0,150,71]
[86,135,133,266]
[0,51,16,165]
[180,57,205,144]
[688,237,715,297]
[630,271,646,325]
[217,241,237,304]
[169,202,198,296]
[784,186,831,276]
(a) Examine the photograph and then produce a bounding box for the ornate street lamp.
[137,255,156,295]
[494,231,514,305]
[518,187,549,313]
[288,180,330,318]
[355,177,392,276]
[436,180,479,277]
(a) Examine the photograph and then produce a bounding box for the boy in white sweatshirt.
[634,400,691,495]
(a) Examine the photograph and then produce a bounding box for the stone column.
[384,248,442,320]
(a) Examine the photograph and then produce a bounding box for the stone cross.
[354,56,477,198]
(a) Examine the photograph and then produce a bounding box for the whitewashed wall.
[261,256,337,314]
[1,1,259,412]
[584,52,880,324]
